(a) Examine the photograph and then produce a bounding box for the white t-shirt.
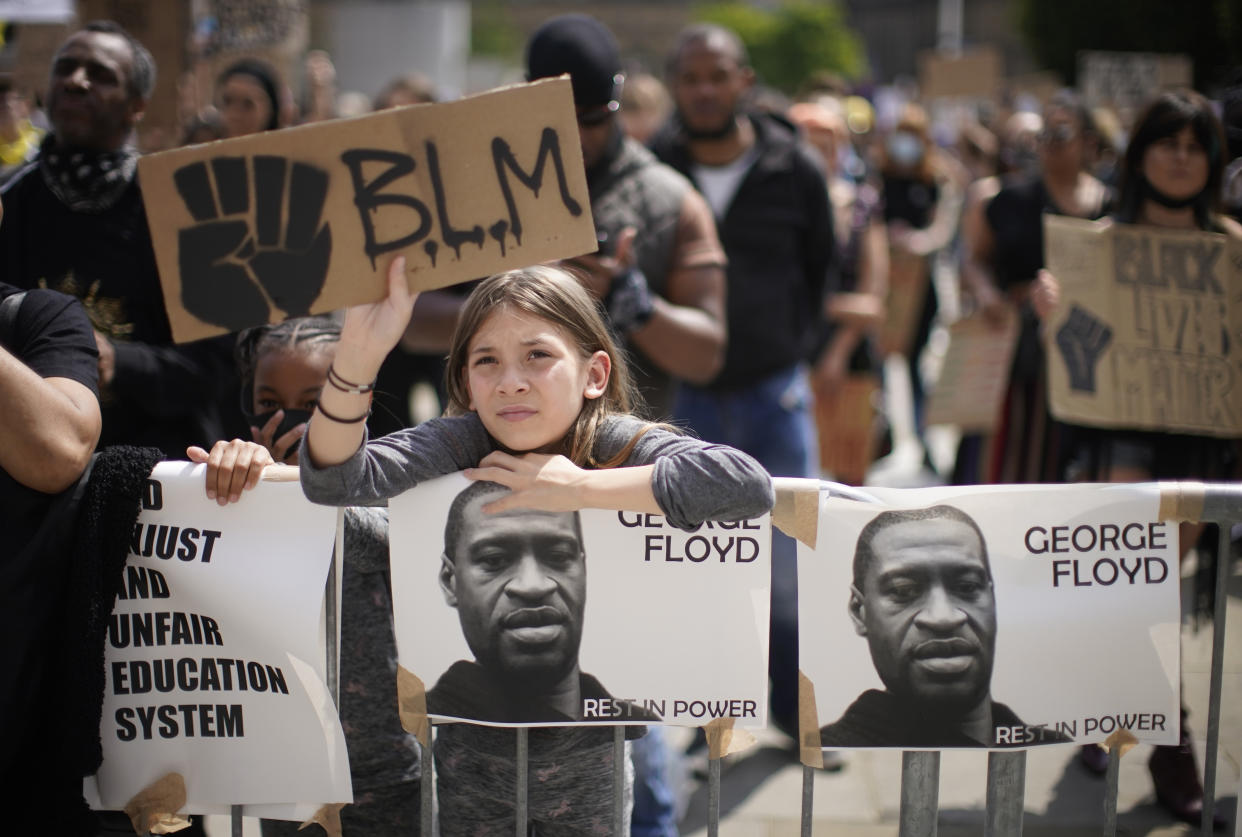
[693,147,759,220]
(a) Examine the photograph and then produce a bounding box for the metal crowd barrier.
[210,480,1239,837]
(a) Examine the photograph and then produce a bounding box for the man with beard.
[0,21,238,457]
[821,505,1061,748]
[650,23,833,739]
[525,14,726,419]
[428,480,658,724]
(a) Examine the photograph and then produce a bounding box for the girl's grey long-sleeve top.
[300,412,774,530]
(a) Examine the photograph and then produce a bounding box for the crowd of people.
[1,9,1240,836]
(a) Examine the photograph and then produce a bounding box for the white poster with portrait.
[800,483,1180,750]
[87,462,351,817]
[388,472,771,729]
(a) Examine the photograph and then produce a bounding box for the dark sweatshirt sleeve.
[608,417,775,530]
[300,413,493,507]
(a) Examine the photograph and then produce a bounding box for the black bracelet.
[315,400,371,424]
[326,365,376,395]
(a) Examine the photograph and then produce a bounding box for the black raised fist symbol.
[1055,304,1114,393]
[174,156,332,330]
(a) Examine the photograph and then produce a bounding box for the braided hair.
[234,316,341,411]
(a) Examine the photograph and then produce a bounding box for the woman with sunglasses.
[1033,88,1241,827]
[953,89,1111,485]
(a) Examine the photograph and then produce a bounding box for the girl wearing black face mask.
[235,317,341,464]
[1032,89,1241,827]
[186,315,423,833]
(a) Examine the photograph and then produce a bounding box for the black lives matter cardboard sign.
[1044,216,1242,437]
[138,77,596,343]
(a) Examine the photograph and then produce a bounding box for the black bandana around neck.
[1142,175,1201,210]
[39,135,138,213]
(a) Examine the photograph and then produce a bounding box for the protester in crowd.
[1222,81,1242,224]
[877,102,961,472]
[527,13,727,420]
[374,72,438,110]
[954,89,1110,486]
[294,258,771,835]
[0,77,42,185]
[189,316,421,836]
[0,242,103,832]
[217,57,283,137]
[0,21,239,458]
[789,98,889,483]
[620,71,672,145]
[650,22,833,741]
[1032,89,1240,826]
[180,107,224,145]
[300,49,338,123]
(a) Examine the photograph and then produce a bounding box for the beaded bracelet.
[315,401,371,424]
[326,364,376,395]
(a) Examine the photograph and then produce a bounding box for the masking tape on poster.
[772,479,821,549]
[301,803,345,837]
[1101,728,1139,758]
[124,772,190,834]
[1157,481,1206,523]
[397,665,432,749]
[798,670,824,768]
[703,716,757,760]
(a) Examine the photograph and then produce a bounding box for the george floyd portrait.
[818,505,1067,748]
[425,480,660,724]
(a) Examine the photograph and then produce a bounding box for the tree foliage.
[1016,0,1242,93]
[693,1,865,94]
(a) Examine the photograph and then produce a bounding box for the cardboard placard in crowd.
[1044,216,1242,437]
[1078,51,1192,112]
[880,248,930,357]
[917,47,1002,100]
[815,374,881,486]
[86,463,349,820]
[139,77,595,343]
[388,473,772,732]
[925,312,1020,432]
[801,483,1179,751]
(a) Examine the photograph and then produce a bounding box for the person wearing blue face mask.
[878,103,962,475]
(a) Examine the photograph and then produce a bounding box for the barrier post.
[613,726,626,832]
[899,751,940,837]
[708,756,722,836]
[516,727,529,833]
[801,765,815,837]
[1202,522,1233,834]
[985,750,1026,836]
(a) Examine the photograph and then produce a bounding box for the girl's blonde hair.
[444,264,643,467]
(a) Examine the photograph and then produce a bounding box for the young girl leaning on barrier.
[186,317,420,836]
[198,257,774,834]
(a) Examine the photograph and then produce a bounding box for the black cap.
[526,14,623,108]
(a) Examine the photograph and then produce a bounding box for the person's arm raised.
[304,256,418,468]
